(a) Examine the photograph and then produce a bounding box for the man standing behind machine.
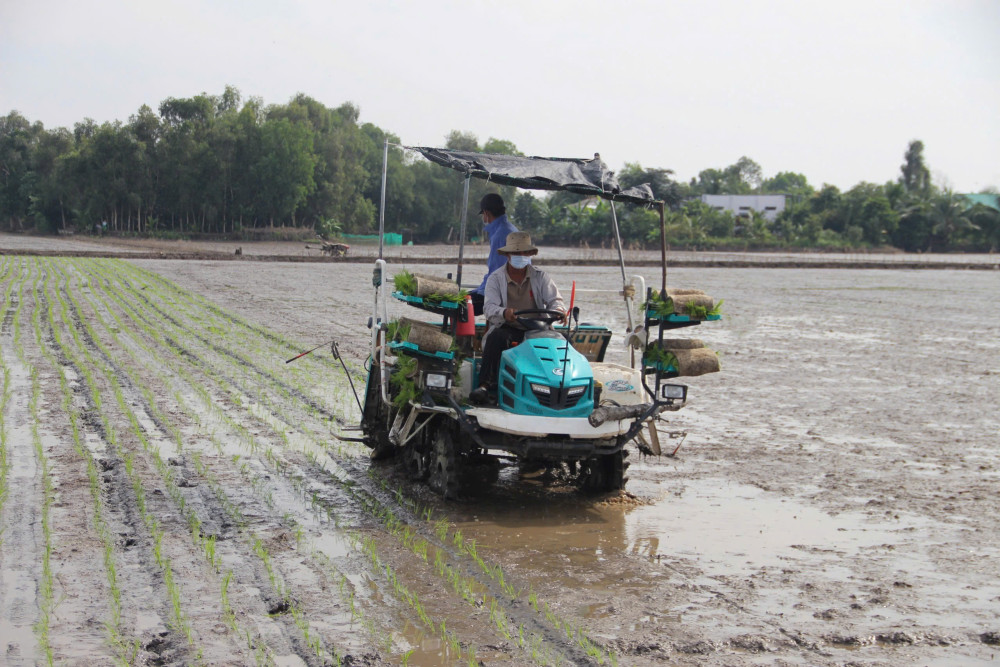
[469,193,517,316]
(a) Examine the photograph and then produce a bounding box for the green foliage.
[392,271,417,296]
[900,140,931,195]
[389,356,419,409]
[2,103,995,251]
[391,270,466,303]
[315,218,342,239]
[386,319,411,343]
[642,345,676,369]
[643,291,723,318]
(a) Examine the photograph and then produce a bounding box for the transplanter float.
[356,145,721,499]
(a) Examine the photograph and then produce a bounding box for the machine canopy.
[407,146,658,206]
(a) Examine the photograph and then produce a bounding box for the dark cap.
[479,193,505,216]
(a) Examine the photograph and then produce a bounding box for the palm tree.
[928,192,977,251]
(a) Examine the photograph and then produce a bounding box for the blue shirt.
[475,214,518,294]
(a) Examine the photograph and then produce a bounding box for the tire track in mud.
[86,259,609,665]
[51,259,362,666]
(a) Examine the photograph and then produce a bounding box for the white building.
[700,194,787,221]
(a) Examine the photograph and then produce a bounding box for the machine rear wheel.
[402,432,432,480]
[428,427,462,499]
[361,360,394,459]
[578,450,629,494]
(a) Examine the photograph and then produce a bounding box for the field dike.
[0,256,621,666]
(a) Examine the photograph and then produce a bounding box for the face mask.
[509,255,532,269]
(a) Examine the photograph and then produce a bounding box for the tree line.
[2,87,997,252]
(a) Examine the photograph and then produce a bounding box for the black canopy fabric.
[407,146,658,206]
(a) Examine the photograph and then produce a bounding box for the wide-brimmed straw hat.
[499,231,538,254]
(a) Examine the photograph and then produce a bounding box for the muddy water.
[134,257,999,666]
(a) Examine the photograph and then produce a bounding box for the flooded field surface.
[1,248,998,665]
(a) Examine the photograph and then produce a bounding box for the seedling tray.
[392,291,468,319]
[389,340,455,361]
[645,312,720,328]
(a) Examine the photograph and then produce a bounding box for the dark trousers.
[470,291,485,316]
[478,324,525,391]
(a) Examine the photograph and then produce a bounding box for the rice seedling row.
[26,263,57,665]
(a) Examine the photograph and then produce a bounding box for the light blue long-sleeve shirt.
[474,214,518,294]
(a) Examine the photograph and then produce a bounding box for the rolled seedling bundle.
[398,317,453,353]
[671,347,721,376]
[647,288,717,318]
[652,338,705,351]
[412,273,461,298]
[663,290,715,316]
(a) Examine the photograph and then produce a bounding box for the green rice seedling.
[393,271,417,296]
[642,344,676,370]
[26,330,55,664]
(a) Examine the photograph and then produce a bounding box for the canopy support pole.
[658,202,667,294]
[456,173,471,288]
[608,201,633,334]
[378,138,388,260]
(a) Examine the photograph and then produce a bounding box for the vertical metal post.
[378,138,388,260]
[608,200,633,332]
[658,202,667,293]
[456,173,471,288]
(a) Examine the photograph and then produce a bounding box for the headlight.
[530,383,551,395]
[566,385,586,397]
[660,383,687,401]
[424,372,451,389]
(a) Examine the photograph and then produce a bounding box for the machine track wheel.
[402,439,432,480]
[428,427,463,499]
[578,450,630,494]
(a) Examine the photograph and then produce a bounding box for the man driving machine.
[470,231,566,405]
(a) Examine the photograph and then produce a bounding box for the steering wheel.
[514,308,565,331]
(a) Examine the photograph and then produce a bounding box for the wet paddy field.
[0,245,998,665]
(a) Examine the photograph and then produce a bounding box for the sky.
[2,0,998,193]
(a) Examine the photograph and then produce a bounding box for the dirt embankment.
[3,232,998,269]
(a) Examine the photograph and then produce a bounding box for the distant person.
[470,232,565,405]
[469,193,516,316]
